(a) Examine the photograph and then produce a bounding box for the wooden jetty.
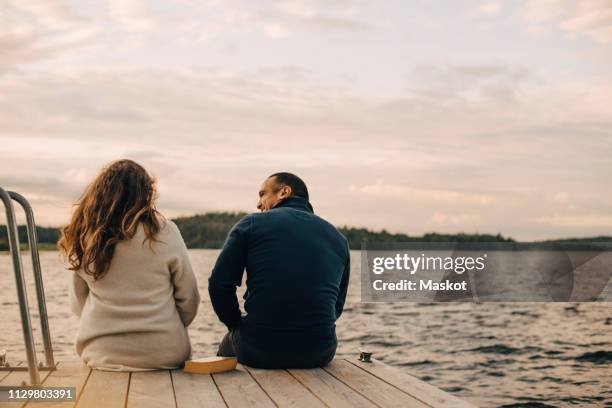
[0,358,475,408]
[1,189,477,406]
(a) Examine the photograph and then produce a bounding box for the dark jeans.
[217,327,336,369]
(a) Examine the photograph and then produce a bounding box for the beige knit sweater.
[69,219,200,371]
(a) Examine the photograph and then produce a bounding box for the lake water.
[1,250,610,407]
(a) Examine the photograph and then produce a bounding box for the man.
[208,172,350,368]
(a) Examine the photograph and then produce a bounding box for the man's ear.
[279,185,292,198]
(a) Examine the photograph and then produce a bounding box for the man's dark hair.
[269,172,309,200]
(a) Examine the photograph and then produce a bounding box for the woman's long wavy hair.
[58,159,162,280]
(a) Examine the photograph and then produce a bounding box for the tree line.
[1,212,609,251]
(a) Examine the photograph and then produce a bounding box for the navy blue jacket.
[208,196,350,351]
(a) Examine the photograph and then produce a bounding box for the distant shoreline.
[1,212,611,251]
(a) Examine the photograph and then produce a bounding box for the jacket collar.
[273,196,314,213]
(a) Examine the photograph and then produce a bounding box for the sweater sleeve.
[208,215,250,330]
[168,222,201,327]
[335,246,351,319]
[70,272,89,317]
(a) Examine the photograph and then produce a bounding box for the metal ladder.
[0,186,55,385]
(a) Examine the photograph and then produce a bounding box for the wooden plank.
[324,360,428,408]
[25,361,91,408]
[75,370,129,408]
[0,363,22,383]
[127,371,175,408]
[212,364,275,408]
[245,367,325,408]
[0,370,13,383]
[0,363,43,387]
[350,359,476,408]
[0,363,26,408]
[288,367,377,408]
[171,370,226,408]
[0,364,53,408]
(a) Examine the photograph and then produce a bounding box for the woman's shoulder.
[153,216,184,245]
[158,216,179,234]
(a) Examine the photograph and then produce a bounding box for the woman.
[59,159,200,371]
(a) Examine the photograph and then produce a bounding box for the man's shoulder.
[244,209,346,241]
[315,214,346,237]
[232,213,257,229]
[245,210,349,253]
[300,212,350,250]
[232,211,275,232]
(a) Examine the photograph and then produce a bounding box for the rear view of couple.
[60,159,350,371]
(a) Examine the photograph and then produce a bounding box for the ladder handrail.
[0,186,40,385]
[9,191,55,369]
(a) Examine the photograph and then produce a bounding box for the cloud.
[432,212,481,226]
[180,0,375,41]
[273,0,374,32]
[519,0,612,43]
[108,0,158,31]
[0,0,374,70]
[6,0,83,28]
[471,1,503,17]
[530,214,612,228]
[296,14,373,32]
[347,182,503,206]
[0,1,97,67]
[407,63,533,104]
[277,0,318,18]
[0,0,610,243]
[1,62,611,236]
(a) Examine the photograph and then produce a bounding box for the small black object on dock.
[359,349,372,363]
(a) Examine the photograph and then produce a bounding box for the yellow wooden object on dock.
[184,357,237,374]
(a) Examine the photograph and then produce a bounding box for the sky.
[1,0,611,240]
